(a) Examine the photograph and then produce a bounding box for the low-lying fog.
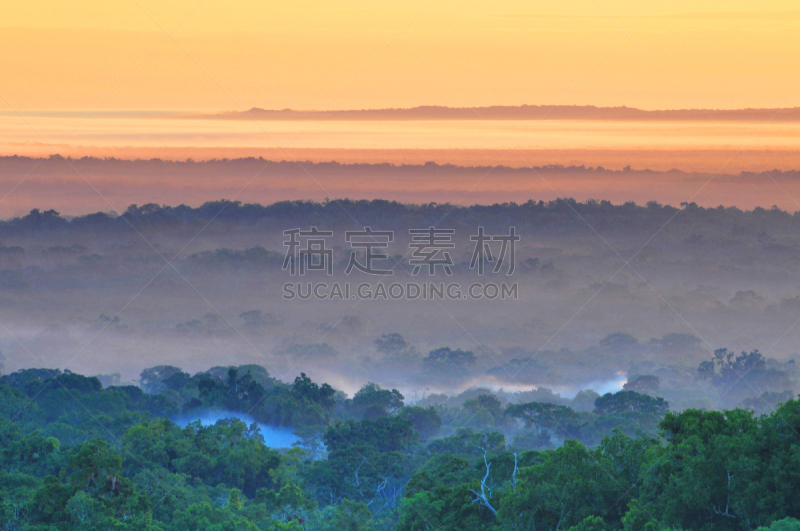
[173,411,301,447]
[2,199,799,411]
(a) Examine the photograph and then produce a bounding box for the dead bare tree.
[512,452,518,491]
[469,448,497,515]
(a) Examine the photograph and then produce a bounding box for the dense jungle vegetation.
[2,357,800,531]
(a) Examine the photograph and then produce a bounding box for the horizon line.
[4,104,800,121]
[201,104,800,122]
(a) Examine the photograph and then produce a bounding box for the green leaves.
[594,391,669,417]
[498,440,618,531]
[5,363,800,531]
[505,401,582,439]
[68,439,123,493]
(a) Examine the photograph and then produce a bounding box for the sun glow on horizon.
[1,0,798,112]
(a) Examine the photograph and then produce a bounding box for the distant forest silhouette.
[2,154,798,181]
[4,156,800,228]
[202,104,800,122]
[4,189,800,235]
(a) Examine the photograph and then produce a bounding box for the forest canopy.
[2,361,800,530]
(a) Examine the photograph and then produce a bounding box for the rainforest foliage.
[2,364,800,531]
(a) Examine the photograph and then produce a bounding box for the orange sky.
[2,0,799,112]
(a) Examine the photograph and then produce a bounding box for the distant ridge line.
[200,105,800,122]
[3,154,799,176]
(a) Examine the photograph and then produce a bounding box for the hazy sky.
[2,0,799,111]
